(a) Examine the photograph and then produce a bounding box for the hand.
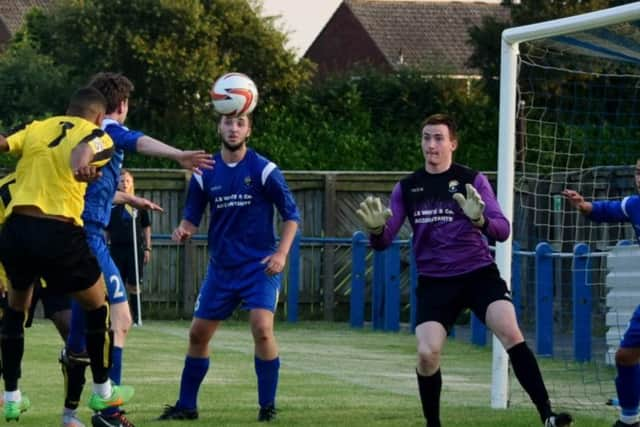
[130,195,164,212]
[453,184,485,227]
[178,150,215,175]
[562,189,592,215]
[261,251,287,276]
[172,225,193,243]
[356,196,392,235]
[143,249,151,264]
[73,166,102,182]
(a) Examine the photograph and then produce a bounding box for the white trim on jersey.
[261,162,276,186]
[194,173,204,190]
[622,196,631,218]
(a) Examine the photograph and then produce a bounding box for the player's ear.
[94,111,105,127]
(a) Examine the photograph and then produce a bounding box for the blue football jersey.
[82,119,142,227]
[183,149,300,268]
[590,195,640,244]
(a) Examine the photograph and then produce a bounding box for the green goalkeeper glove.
[452,183,485,227]
[356,196,392,235]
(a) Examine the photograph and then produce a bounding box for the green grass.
[13,320,615,426]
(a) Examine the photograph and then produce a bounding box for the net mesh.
[507,20,640,418]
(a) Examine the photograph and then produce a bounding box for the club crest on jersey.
[244,176,252,187]
[448,180,460,193]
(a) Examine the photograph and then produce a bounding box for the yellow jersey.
[5,116,114,226]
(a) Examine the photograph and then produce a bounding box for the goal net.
[496,3,640,420]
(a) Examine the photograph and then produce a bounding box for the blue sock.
[109,346,123,385]
[255,356,280,408]
[616,363,640,417]
[66,302,86,354]
[178,356,209,410]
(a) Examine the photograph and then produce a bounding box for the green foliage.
[18,0,311,131]
[252,68,499,171]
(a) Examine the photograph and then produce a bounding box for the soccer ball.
[210,72,258,116]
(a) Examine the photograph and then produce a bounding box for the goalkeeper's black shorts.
[415,262,512,332]
[0,214,101,294]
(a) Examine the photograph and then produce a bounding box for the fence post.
[410,237,417,333]
[372,250,386,330]
[384,241,401,332]
[535,242,554,356]
[572,242,592,362]
[322,174,336,321]
[350,231,367,328]
[511,241,522,322]
[287,232,301,323]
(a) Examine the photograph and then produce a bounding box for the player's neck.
[425,160,452,174]
[221,144,247,164]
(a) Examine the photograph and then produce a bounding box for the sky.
[258,0,342,57]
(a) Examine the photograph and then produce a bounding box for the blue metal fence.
[283,233,612,363]
[153,232,613,363]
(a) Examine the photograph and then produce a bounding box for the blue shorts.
[620,304,640,349]
[194,260,280,320]
[85,222,128,305]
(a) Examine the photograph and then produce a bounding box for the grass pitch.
[14,320,614,426]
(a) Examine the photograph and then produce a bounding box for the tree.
[467,0,621,101]
[18,0,312,135]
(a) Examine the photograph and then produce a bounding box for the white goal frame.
[494,2,640,409]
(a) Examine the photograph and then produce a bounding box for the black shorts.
[0,214,101,294]
[415,263,512,332]
[110,245,143,285]
[25,280,72,327]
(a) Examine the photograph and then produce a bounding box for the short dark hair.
[88,72,134,114]
[421,113,457,141]
[66,86,107,119]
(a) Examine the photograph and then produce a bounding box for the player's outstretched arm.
[452,183,486,227]
[172,219,197,243]
[356,196,392,235]
[562,189,593,215]
[113,191,164,212]
[136,135,214,175]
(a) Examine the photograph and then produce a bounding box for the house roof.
[0,0,55,36]
[343,0,510,75]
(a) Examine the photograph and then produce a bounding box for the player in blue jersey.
[356,114,572,427]
[564,162,640,427]
[64,72,214,427]
[157,112,299,423]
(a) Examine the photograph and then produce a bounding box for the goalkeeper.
[563,163,640,427]
[356,113,572,427]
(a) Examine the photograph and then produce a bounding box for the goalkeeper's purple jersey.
[82,119,142,227]
[183,148,300,269]
[371,163,510,277]
[589,195,640,244]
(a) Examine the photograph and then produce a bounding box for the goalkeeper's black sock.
[1,307,25,391]
[507,341,552,422]
[417,369,441,427]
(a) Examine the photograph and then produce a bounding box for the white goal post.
[494,2,640,409]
